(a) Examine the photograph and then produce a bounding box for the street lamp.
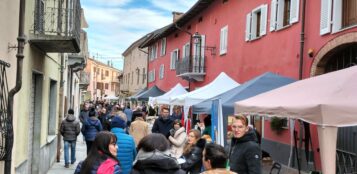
[192,32,216,56]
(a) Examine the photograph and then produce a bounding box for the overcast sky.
[82,0,197,70]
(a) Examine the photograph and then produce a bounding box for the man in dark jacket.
[229,115,261,174]
[60,109,80,168]
[152,107,173,138]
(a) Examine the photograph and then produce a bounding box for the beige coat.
[169,127,187,158]
[129,117,149,146]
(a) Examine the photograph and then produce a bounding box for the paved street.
[47,133,307,174]
[48,134,87,174]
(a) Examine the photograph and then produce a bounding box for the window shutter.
[320,0,332,35]
[224,27,228,53]
[162,38,166,55]
[220,26,228,54]
[182,45,186,59]
[201,35,205,72]
[153,69,155,81]
[270,0,277,31]
[251,11,258,39]
[276,0,285,29]
[170,52,174,69]
[332,0,342,33]
[290,0,300,24]
[245,13,252,41]
[260,4,268,36]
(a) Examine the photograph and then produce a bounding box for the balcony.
[29,0,81,53]
[111,76,120,83]
[79,71,89,90]
[68,53,86,72]
[176,56,206,81]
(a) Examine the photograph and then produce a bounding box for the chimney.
[172,11,183,22]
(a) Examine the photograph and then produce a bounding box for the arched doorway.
[311,35,357,173]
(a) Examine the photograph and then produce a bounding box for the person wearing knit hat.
[110,116,137,174]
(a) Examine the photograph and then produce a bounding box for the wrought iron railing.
[32,0,81,42]
[176,56,206,76]
[336,149,357,174]
[0,59,10,161]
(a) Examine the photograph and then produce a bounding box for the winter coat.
[111,127,137,174]
[124,108,133,122]
[169,127,187,158]
[181,139,206,174]
[228,128,262,174]
[79,110,89,123]
[151,117,173,138]
[130,149,185,174]
[129,117,149,146]
[60,114,80,141]
[82,116,103,141]
[74,158,122,174]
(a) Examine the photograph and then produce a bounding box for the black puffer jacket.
[229,128,262,174]
[60,114,80,141]
[181,138,206,174]
[131,150,185,174]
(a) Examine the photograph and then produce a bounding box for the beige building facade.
[122,36,148,97]
[0,0,86,173]
[85,58,121,101]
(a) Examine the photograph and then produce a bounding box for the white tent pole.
[317,126,338,174]
[288,119,295,167]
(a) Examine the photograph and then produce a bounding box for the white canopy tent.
[103,95,119,100]
[170,72,240,129]
[235,66,357,174]
[149,83,188,105]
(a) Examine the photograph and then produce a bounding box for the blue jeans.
[64,140,76,165]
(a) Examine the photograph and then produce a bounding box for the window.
[149,44,158,61]
[148,69,155,82]
[105,83,109,90]
[170,49,180,70]
[320,0,357,35]
[193,35,205,72]
[105,70,109,76]
[246,5,268,41]
[270,0,299,31]
[131,72,133,84]
[142,68,146,84]
[128,74,130,84]
[342,0,357,28]
[159,64,165,79]
[160,38,166,56]
[137,68,140,85]
[182,42,190,59]
[220,25,228,55]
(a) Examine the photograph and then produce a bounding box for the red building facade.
[140,0,357,172]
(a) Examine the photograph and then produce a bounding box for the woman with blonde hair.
[180,129,206,174]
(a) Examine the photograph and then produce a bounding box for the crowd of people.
[60,100,263,174]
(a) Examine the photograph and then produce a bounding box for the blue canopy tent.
[193,72,296,145]
[134,85,165,101]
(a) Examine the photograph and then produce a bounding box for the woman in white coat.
[168,119,187,158]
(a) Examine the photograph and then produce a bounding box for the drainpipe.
[5,0,26,173]
[296,1,306,174]
[56,54,65,162]
[174,23,193,91]
[299,0,306,80]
